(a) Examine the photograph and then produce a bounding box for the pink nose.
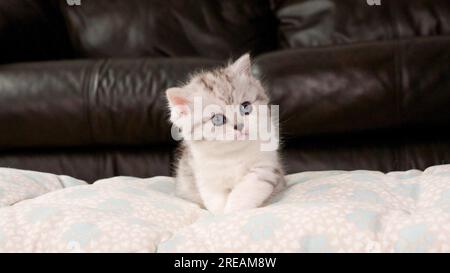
[234,123,244,131]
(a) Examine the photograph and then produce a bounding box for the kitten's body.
[166,54,286,214]
[176,139,285,213]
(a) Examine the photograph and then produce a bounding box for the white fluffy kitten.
[165,54,286,214]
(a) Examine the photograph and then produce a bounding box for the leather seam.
[265,35,450,58]
[82,61,95,144]
[85,59,106,144]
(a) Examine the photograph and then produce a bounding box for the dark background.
[0,0,449,182]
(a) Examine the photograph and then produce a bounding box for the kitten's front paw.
[224,177,274,214]
[204,198,227,215]
[206,205,225,215]
[223,204,238,214]
[223,201,253,214]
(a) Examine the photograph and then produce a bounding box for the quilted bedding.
[1,165,450,253]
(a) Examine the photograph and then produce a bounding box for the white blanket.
[1,165,450,252]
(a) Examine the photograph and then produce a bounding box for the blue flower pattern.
[2,166,450,252]
[350,189,383,204]
[63,223,101,247]
[299,235,334,253]
[98,198,132,214]
[27,207,59,223]
[306,184,335,195]
[346,208,380,231]
[243,213,279,241]
[394,224,434,253]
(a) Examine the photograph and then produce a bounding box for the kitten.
[165,54,286,214]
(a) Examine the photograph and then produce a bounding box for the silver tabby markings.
[165,54,286,214]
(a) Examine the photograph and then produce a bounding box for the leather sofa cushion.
[275,0,450,48]
[2,36,448,150]
[254,36,450,137]
[60,0,277,59]
[0,58,220,149]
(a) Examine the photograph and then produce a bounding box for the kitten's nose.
[234,123,244,131]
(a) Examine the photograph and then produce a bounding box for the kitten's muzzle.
[234,123,244,132]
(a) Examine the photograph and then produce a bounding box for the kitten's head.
[166,54,272,144]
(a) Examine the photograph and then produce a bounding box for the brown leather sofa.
[0,0,449,183]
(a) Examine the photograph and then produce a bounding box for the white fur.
[166,54,286,214]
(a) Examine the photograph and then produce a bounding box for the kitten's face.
[166,54,270,143]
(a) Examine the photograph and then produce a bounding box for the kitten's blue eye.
[211,114,226,126]
[240,101,252,115]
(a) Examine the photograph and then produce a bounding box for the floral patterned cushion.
[1,165,450,252]
[159,165,450,253]
[0,172,206,252]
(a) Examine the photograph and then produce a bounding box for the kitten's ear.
[228,53,251,76]
[166,87,190,115]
